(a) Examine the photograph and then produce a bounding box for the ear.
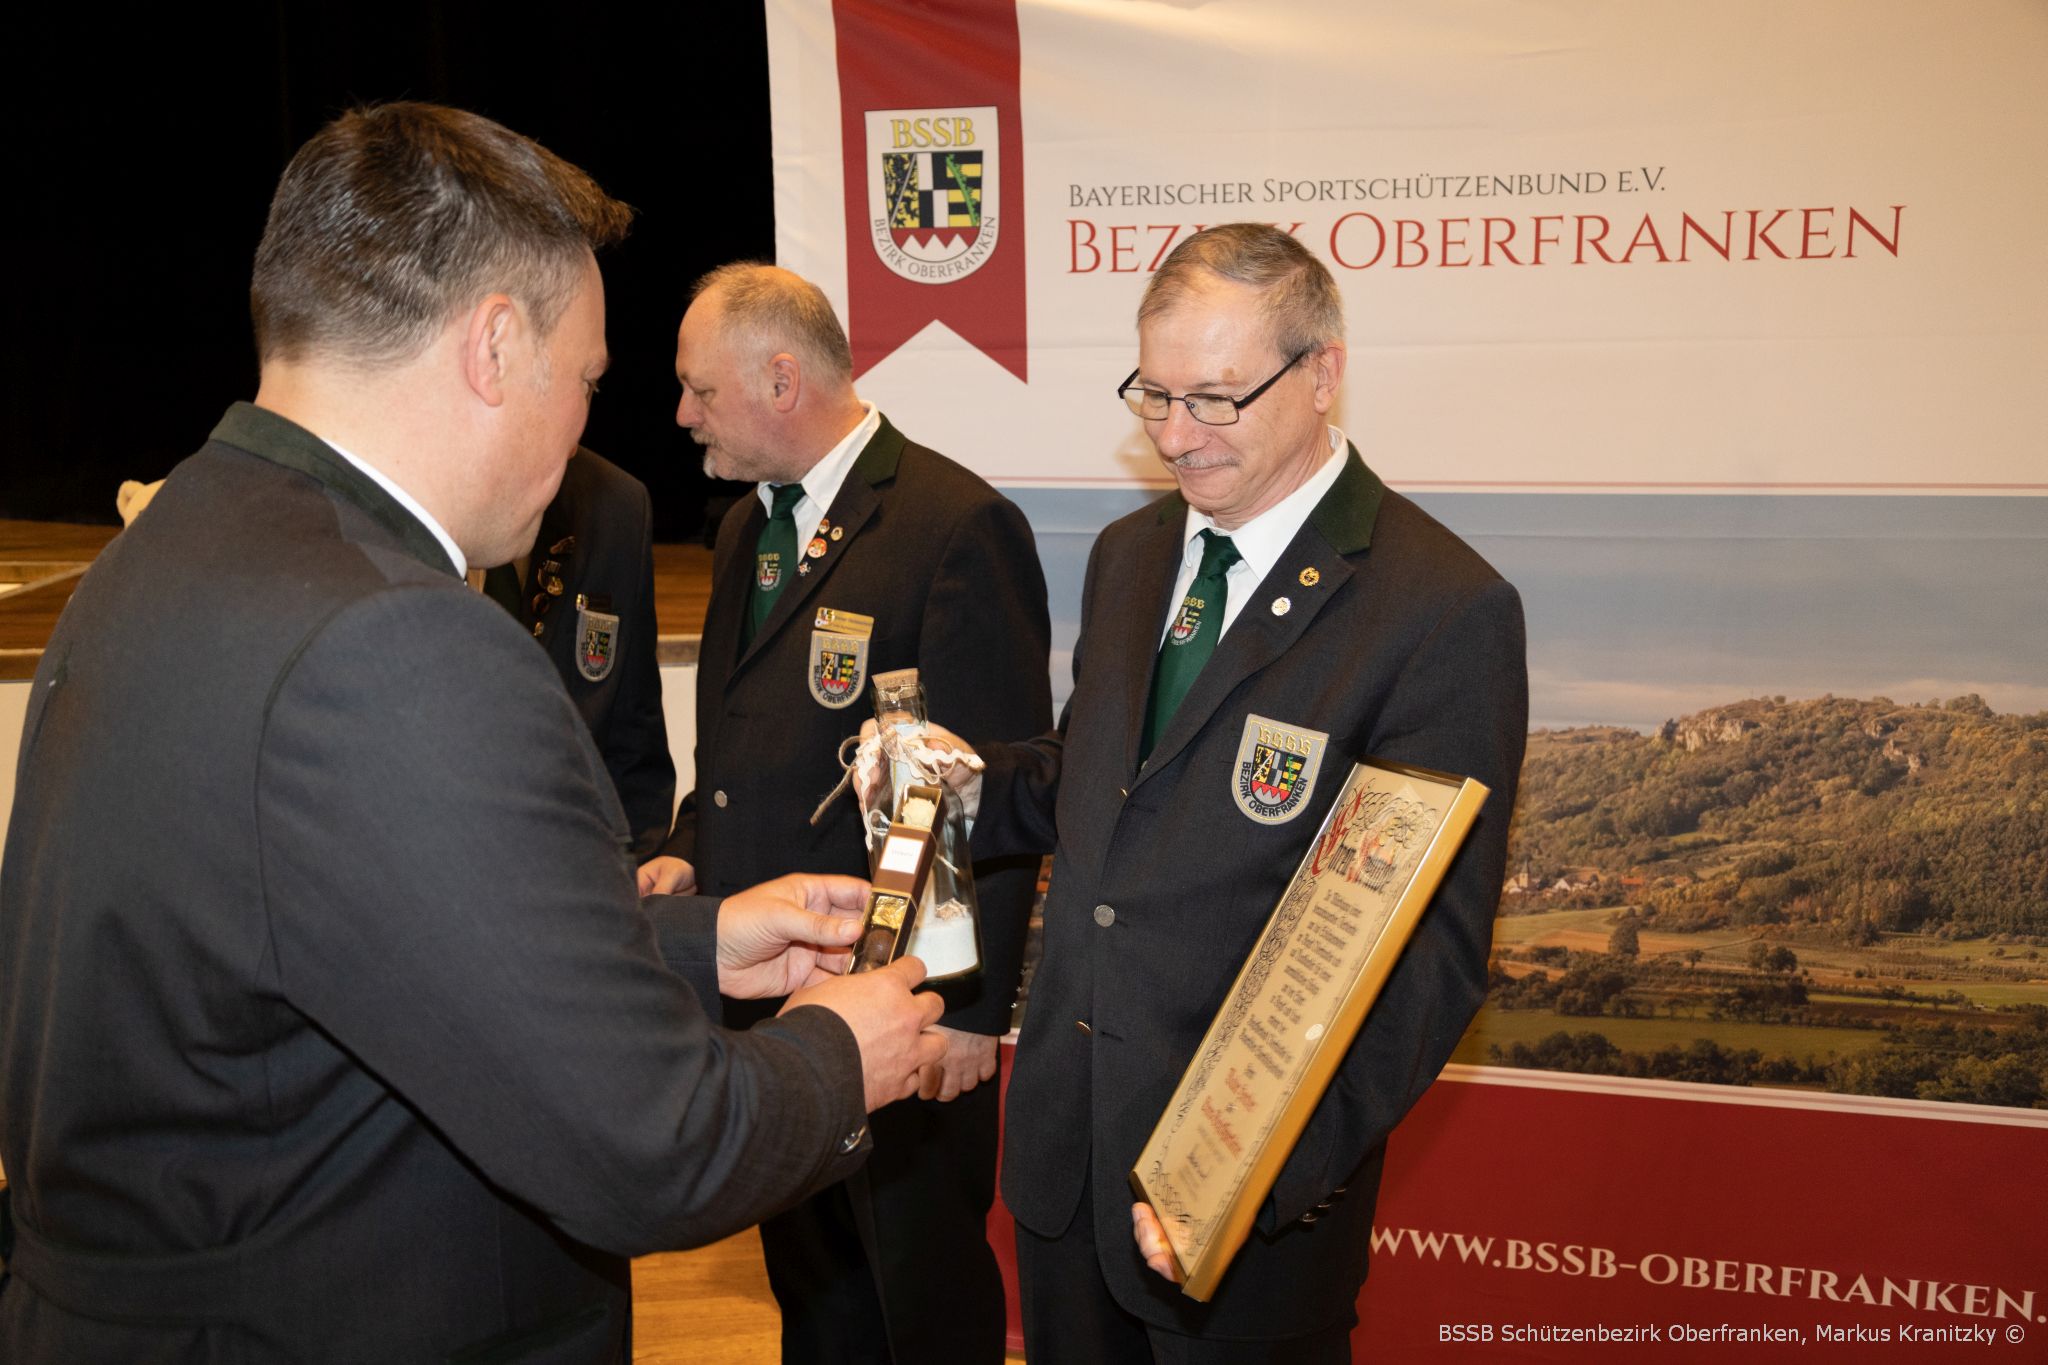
[462,294,519,406]
[768,352,802,414]
[1308,341,1347,415]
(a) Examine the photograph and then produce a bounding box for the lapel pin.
[798,561,812,576]
[550,536,576,556]
[830,526,844,541]
[1298,566,1320,587]
[807,537,828,559]
[1271,596,1292,616]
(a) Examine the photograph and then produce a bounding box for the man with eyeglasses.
[947,223,1529,1360]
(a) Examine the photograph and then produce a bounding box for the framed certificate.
[1130,757,1489,1301]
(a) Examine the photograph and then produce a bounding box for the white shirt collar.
[1179,425,1349,583]
[756,402,882,548]
[322,438,468,577]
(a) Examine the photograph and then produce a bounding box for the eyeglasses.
[1116,348,1311,426]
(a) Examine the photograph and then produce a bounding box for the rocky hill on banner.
[1459,693,2048,1110]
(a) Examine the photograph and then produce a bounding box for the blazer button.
[1092,904,1115,928]
[713,790,729,809]
[838,1124,868,1153]
[1299,1209,1321,1225]
[1075,1019,1092,1036]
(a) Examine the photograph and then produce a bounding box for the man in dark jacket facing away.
[0,102,944,1364]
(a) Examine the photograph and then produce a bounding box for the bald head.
[692,263,855,392]
[675,263,867,483]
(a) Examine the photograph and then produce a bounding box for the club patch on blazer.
[809,607,876,710]
[576,604,621,682]
[1232,714,1329,824]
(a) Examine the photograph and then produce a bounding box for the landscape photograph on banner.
[1452,495,2048,1112]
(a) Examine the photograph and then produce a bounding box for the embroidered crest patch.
[1231,714,1330,825]
[1167,595,1206,646]
[576,605,621,682]
[756,552,781,591]
[809,607,876,710]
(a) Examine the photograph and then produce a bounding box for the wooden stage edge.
[0,521,717,679]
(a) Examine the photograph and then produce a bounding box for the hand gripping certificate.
[1130,757,1489,1301]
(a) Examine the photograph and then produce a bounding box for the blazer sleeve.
[644,892,722,1002]
[969,526,1108,864]
[600,482,678,859]
[918,492,1055,1033]
[255,585,869,1256]
[1260,575,1529,1230]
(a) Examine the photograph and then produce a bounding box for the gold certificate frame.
[1130,757,1489,1301]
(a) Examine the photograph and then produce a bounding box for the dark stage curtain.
[5,6,771,541]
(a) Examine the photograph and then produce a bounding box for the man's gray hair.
[1138,223,1345,358]
[692,263,855,385]
[251,102,632,366]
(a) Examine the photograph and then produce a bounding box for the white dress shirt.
[756,402,882,550]
[1159,426,1350,646]
[324,438,468,577]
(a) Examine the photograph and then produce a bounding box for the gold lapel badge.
[1298,566,1320,587]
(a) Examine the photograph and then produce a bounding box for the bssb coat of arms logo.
[809,629,870,710]
[576,604,620,683]
[864,106,1000,284]
[1232,714,1330,825]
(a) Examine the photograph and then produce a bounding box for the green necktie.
[744,483,807,648]
[1142,529,1241,760]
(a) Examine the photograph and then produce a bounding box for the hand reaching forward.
[854,718,986,821]
[786,955,949,1111]
[714,873,869,998]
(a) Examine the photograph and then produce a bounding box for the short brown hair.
[251,102,632,365]
[1139,223,1344,358]
[691,262,854,385]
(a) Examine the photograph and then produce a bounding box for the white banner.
[769,0,2048,492]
